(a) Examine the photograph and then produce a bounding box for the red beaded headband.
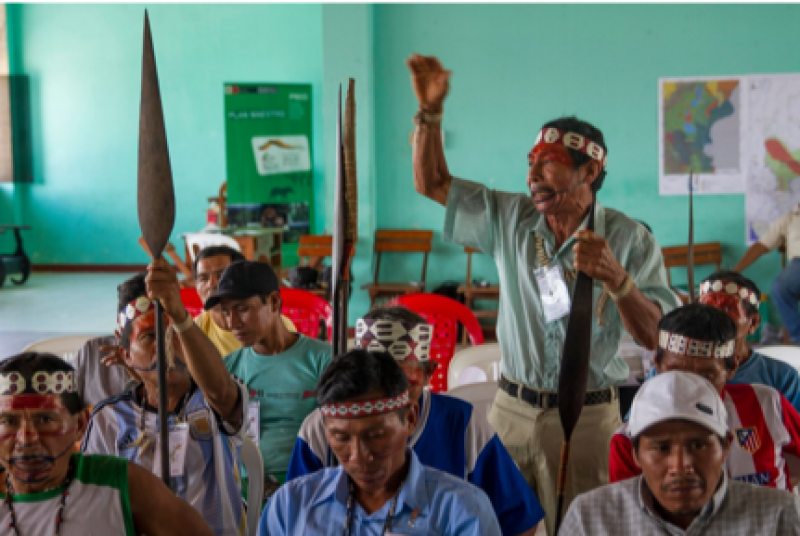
[320,390,410,419]
[699,280,759,307]
[355,319,433,362]
[658,331,735,359]
[533,127,608,167]
[117,296,156,333]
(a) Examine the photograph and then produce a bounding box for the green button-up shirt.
[444,178,679,390]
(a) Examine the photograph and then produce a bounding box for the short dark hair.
[317,349,409,418]
[0,353,85,415]
[361,306,435,374]
[541,116,607,193]
[655,303,738,371]
[117,273,147,349]
[192,246,246,278]
[703,270,761,316]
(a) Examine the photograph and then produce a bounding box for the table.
[0,225,32,288]
[183,227,284,268]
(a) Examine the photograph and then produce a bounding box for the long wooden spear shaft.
[137,10,174,486]
[332,80,358,355]
[554,196,596,532]
[687,171,695,303]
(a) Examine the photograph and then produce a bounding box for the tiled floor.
[0,272,136,356]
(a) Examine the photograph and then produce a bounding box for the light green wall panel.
[7,3,323,264]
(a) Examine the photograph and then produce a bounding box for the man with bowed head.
[407,52,677,534]
[260,349,502,535]
[0,352,216,535]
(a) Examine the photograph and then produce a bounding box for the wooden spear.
[687,171,695,303]
[137,10,174,486]
[554,196,596,532]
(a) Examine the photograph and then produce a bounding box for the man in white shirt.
[734,204,800,342]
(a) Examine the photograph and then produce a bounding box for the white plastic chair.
[184,232,242,262]
[240,436,263,536]
[447,343,502,390]
[22,335,97,364]
[757,345,800,371]
[446,381,498,424]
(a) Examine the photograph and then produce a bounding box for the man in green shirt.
[407,53,678,535]
[206,260,332,494]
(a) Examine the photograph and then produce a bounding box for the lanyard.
[342,479,401,536]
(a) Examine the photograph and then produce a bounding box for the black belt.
[499,375,616,410]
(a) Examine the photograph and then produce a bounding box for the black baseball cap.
[203,260,280,310]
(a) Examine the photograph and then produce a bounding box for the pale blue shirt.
[444,178,679,390]
[258,449,501,536]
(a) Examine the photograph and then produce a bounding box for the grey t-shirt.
[73,335,136,406]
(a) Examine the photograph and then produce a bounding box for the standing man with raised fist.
[406,53,678,535]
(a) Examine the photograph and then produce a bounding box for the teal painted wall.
[372,4,800,311]
[5,3,324,264]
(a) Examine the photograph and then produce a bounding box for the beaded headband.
[355,319,433,362]
[699,280,759,307]
[658,330,735,359]
[533,127,608,167]
[118,296,156,333]
[320,390,410,419]
[0,371,75,395]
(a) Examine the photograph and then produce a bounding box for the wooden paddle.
[687,171,695,303]
[554,196,596,532]
[331,80,358,356]
[137,10,175,486]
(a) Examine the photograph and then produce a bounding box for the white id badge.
[535,264,571,323]
[154,423,190,478]
[246,401,260,446]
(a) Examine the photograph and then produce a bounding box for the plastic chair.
[23,335,97,363]
[184,232,242,262]
[180,288,204,318]
[279,288,333,341]
[240,436,263,536]
[392,293,485,393]
[447,343,502,390]
[757,345,800,371]
[446,381,498,427]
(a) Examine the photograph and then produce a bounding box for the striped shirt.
[82,380,248,535]
[610,383,800,489]
[0,453,135,536]
[562,473,800,535]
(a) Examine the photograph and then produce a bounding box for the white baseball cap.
[629,370,728,438]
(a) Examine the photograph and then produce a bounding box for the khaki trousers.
[488,386,621,536]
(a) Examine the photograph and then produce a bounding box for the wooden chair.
[661,242,722,303]
[362,230,433,308]
[292,235,356,297]
[138,237,195,287]
[457,246,500,343]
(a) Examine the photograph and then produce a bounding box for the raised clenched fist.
[406,53,452,114]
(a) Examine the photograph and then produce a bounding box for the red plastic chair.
[280,288,333,341]
[392,293,485,393]
[180,288,204,318]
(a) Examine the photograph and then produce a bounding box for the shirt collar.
[531,200,607,253]
[638,472,729,530]
[315,449,431,516]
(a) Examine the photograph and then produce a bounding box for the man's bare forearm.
[733,242,769,273]
[412,123,452,206]
[615,288,663,350]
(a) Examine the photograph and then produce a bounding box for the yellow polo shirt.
[194,311,297,358]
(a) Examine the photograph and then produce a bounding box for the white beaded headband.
[320,390,410,419]
[0,371,75,395]
[699,280,759,307]
[533,127,608,167]
[118,296,156,333]
[355,319,433,363]
[658,330,735,359]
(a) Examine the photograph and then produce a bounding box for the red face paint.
[0,395,66,411]
[529,143,574,168]
[699,292,744,322]
[0,395,75,440]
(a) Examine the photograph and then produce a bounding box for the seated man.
[610,303,800,489]
[72,334,138,406]
[288,306,544,536]
[260,349,502,535]
[192,245,295,357]
[563,370,800,534]
[0,352,215,536]
[82,259,248,536]
[638,270,800,412]
[207,260,331,487]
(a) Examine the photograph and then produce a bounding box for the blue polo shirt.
[259,449,501,535]
[287,390,544,535]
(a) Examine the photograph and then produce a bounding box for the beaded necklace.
[342,474,405,536]
[535,235,577,282]
[4,460,74,536]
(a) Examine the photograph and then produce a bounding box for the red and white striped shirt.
[610,383,800,490]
